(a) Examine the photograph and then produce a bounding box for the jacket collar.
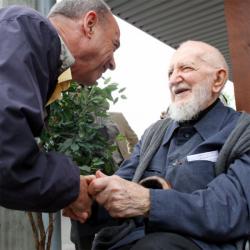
[162,100,228,145]
[194,100,228,140]
[162,120,179,146]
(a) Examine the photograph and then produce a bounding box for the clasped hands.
[63,170,151,223]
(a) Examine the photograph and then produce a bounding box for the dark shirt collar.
[162,120,179,146]
[179,99,220,127]
[162,99,228,145]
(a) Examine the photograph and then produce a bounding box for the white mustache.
[170,83,190,94]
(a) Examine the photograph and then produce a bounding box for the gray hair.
[48,0,111,20]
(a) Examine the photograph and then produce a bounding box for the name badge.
[187,150,218,162]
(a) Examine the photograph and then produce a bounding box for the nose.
[169,69,183,86]
[108,56,116,70]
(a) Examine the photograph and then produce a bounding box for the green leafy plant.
[28,77,126,250]
[40,77,126,175]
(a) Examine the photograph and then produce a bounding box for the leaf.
[79,165,91,172]
[58,138,73,151]
[79,165,91,175]
[71,144,79,152]
[118,87,126,93]
[92,158,105,166]
[103,77,111,85]
[40,77,125,175]
[113,97,119,104]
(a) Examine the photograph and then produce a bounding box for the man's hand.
[63,175,95,223]
[88,170,150,218]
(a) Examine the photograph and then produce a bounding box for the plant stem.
[46,213,54,250]
[36,213,46,249]
[27,212,39,250]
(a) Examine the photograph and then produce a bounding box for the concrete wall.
[0,207,36,250]
[0,0,36,8]
[0,0,56,15]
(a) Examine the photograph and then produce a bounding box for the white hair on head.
[178,40,229,82]
[48,0,110,20]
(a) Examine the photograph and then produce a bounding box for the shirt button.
[184,133,190,138]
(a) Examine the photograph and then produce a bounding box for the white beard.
[169,79,212,122]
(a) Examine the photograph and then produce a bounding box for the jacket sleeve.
[148,152,250,242]
[0,8,80,212]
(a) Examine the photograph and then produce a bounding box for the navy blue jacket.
[115,101,250,249]
[0,6,80,212]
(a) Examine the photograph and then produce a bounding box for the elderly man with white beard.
[75,41,250,250]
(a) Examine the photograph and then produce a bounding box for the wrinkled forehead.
[169,46,204,69]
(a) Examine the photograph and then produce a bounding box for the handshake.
[63,170,171,223]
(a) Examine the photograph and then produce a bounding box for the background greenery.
[40,78,126,175]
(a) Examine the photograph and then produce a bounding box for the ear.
[212,69,227,94]
[82,11,98,38]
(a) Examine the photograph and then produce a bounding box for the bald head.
[178,40,229,80]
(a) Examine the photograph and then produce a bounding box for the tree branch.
[27,212,39,250]
[46,213,54,250]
